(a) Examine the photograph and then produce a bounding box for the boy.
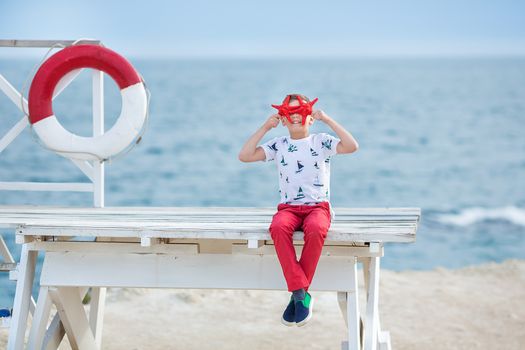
[238,94,359,326]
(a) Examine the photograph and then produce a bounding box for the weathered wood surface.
[0,206,420,243]
[0,39,100,47]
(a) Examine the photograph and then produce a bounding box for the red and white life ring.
[28,44,148,161]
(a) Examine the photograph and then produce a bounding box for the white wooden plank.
[347,258,361,350]
[364,257,380,350]
[0,182,93,192]
[27,286,53,349]
[0,235,15,263]
[89,287,106,349]
[48,287,98,350]
[0,40,100,47]
[7,244,37,350]
[0,74,28,112]
[18,227,416,243]
[70,159,94,182]
[53,69,82,98]
[42,314,65,350]
[0,117,29,154]
[92,69,104,208]
[0,205,421,216]
[40,251,357,291]
[0,206,420,243]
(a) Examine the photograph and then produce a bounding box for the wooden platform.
[0,206,419,242]
[2,206,420,350]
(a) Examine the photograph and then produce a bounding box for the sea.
[0,56,524,306]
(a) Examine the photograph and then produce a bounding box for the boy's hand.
[312,109,329,122]
[263,114,281,131]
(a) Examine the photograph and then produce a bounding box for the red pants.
[269,202,331,292]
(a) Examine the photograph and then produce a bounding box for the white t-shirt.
[261,133,340,205]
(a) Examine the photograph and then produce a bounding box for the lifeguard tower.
[0,40,420,350]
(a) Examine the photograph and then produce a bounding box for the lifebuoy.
[28,44,148,161]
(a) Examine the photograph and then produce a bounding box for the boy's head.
[272,94,318,132]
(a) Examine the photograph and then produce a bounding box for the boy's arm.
[312,110,359,154]
[238,114,281,162]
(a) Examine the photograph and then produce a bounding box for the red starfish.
[271,95,318,125]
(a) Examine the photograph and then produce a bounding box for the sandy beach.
[1,259,524,349]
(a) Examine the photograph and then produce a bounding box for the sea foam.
[437,206,525,227]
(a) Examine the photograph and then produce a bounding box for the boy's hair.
[285,94,310,104]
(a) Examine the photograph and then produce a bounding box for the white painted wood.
[7,244,37,350]
[70,160,94,182]
[27,241,199,255]
[40,251,357,291]
[41,287,89,350]
[347,258,360,350]
[378,331,391,350]
[140,237,155,247]
[48,287,97,350]
[27,286,53,350]
[337,292,348,327]
[364,257,380,350]
[43,314,65,350]
[233,244,383,257]
[89,288,106,349]
[0,235,15,263]
[0,207,419,244]
[92,69,104,208]
[0,73,28,112]
[54,69,83,98]
[0,117,29,154]
[0,206,421,216]
[0,262,17,272]
[0,40,100,47]
[247,239,263,249]
[0,182,93,192]
[369,242,380,253]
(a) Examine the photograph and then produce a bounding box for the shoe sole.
[296,296,314,327]
[281,317,295,327]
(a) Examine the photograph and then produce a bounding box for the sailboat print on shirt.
[288,144,298,152]
[283,137,288,144]
[313,175,324,187]
[310,148,319,156]
[295,160,304,173]
[280,156,288,166]
[322,139,333,150]
[268,142,278,152]
[314,161,320,169]
[294,187,305,200]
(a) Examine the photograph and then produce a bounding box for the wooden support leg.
[337,292,348,327]
[378,328,392,350]
[363,257,380,350]
[38,287,90,350]
[27,287,53,350]
[340,257,361,350]
[0,235,15,263]
[42,314,65,350]
[48,287,98,350]
[89,287,106,349]
[8,244,37,350]
[361,258,370,299]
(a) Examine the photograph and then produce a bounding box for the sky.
[1,0,525,58]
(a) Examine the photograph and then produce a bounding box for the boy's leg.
[269,204,308,292]
[299,203,331,288]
